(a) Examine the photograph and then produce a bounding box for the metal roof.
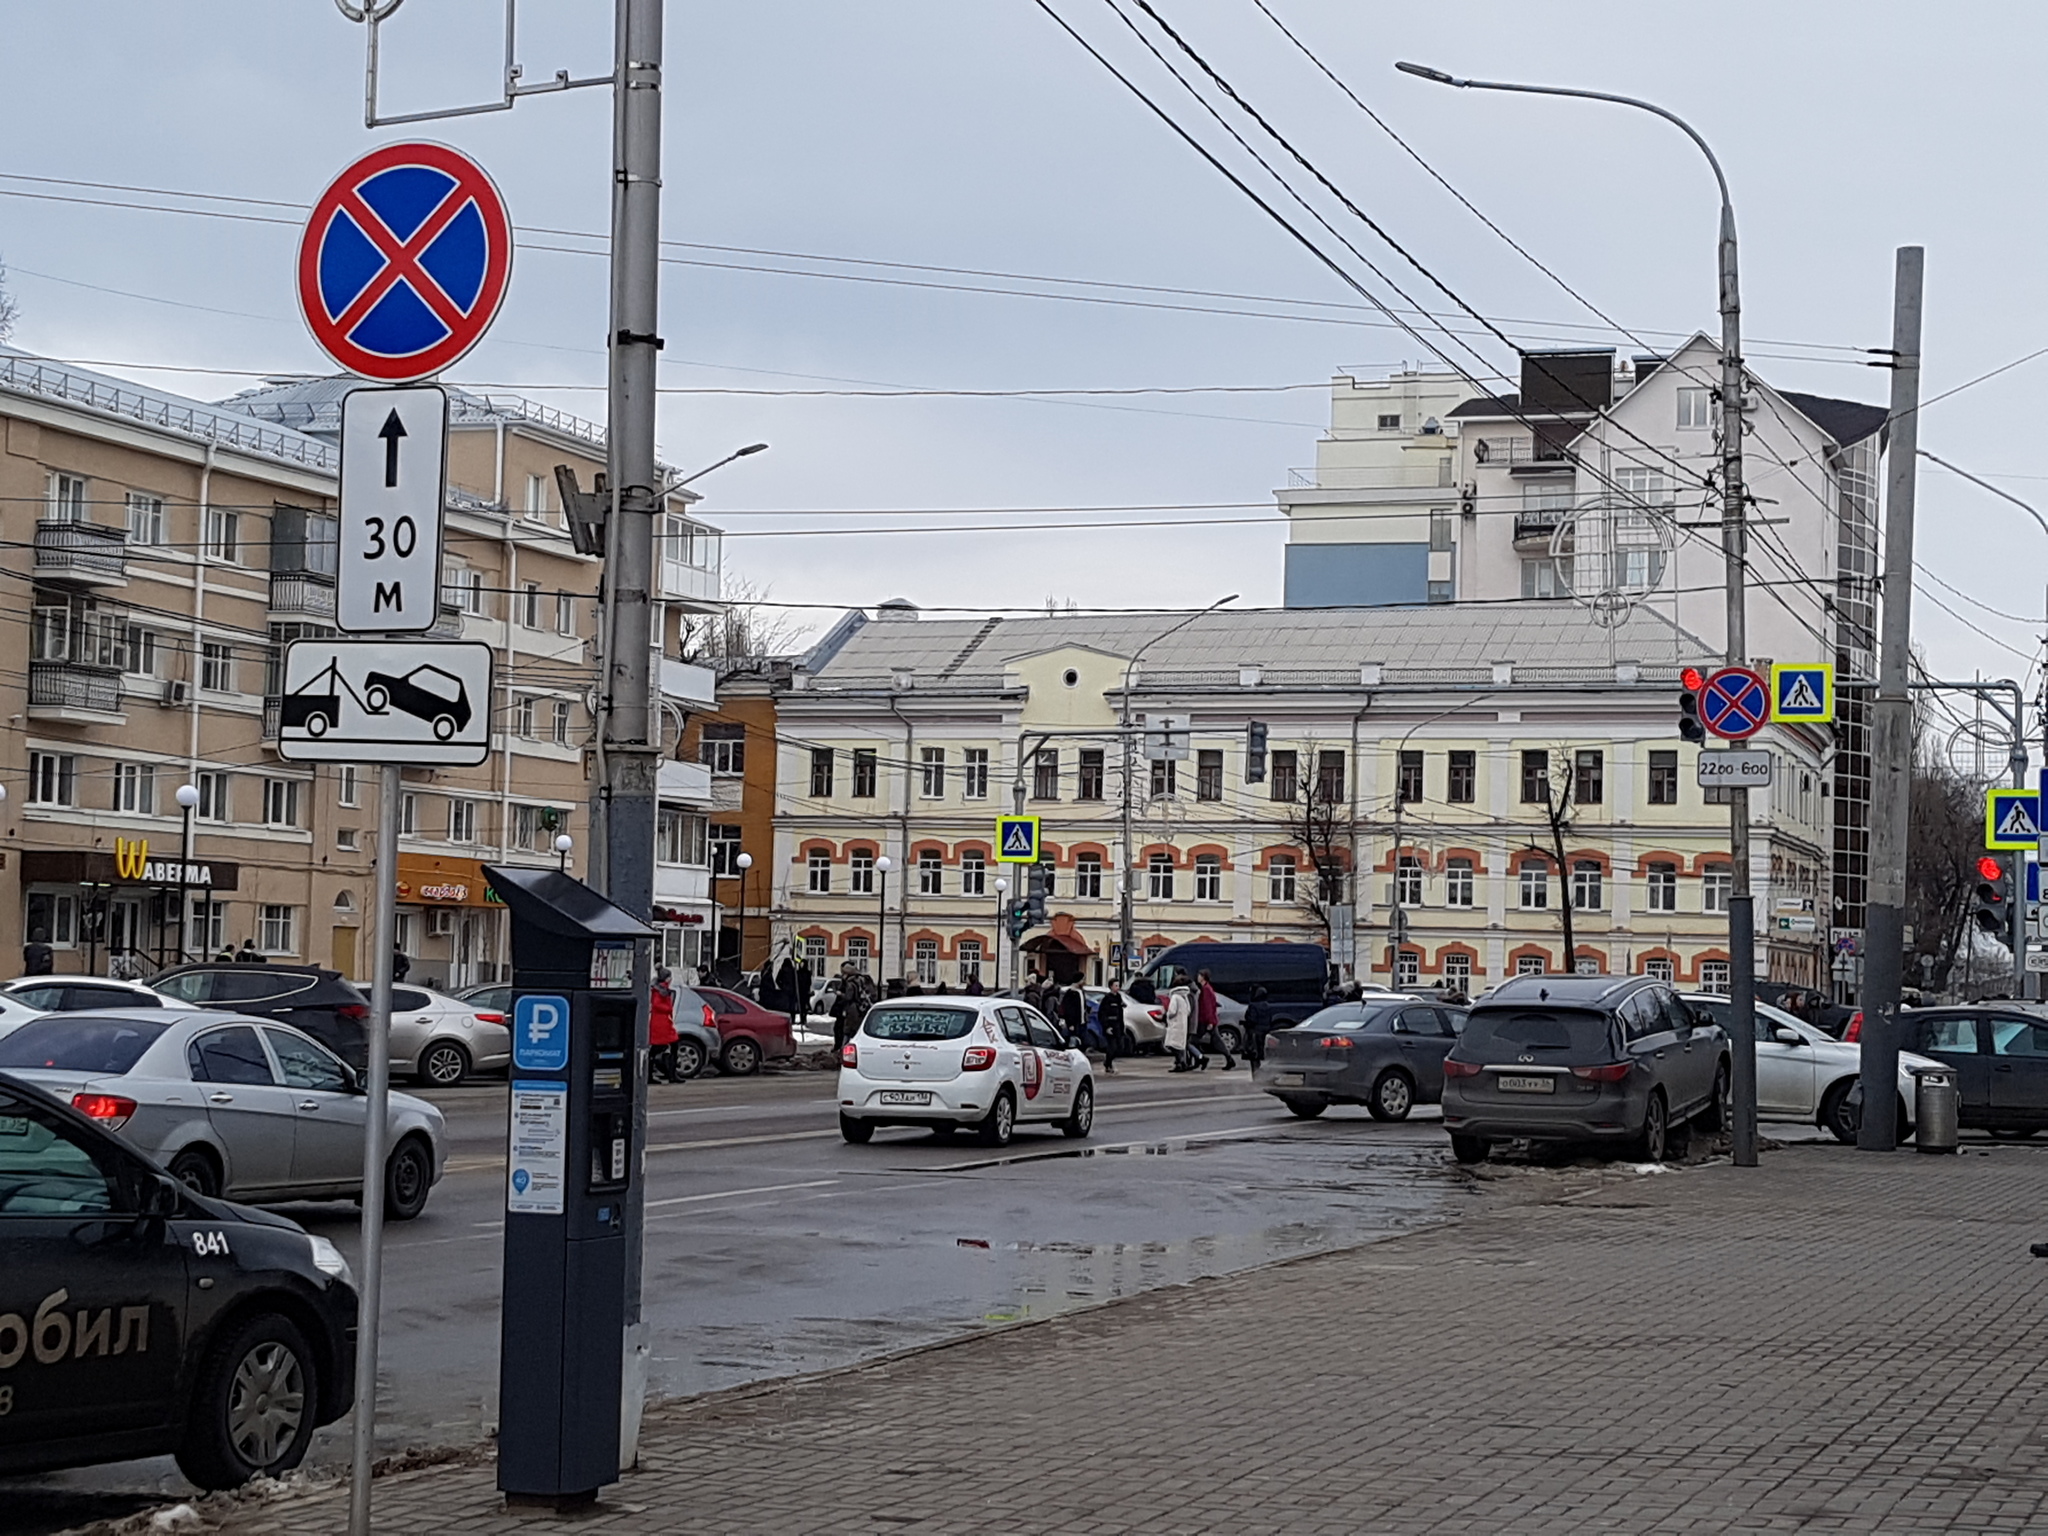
[220,375,613,455]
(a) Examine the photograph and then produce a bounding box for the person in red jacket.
[1196,968,1235,1071]
[649,967,680,1083]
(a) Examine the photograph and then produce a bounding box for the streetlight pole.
[735,852,754,986]
[174,783,199,967]
[1117,595,1237,987]
[875,855,893,987]
[1398,61,1757,1166]
[994,877,1008,994]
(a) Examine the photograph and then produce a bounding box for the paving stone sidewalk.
[212,1142,2048,1535]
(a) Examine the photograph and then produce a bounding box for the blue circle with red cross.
[1700,666,1769,740]
[297,142,512,383]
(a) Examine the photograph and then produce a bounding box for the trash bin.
[1914,1066,1959,1155]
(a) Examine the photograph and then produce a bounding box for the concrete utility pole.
[1859,246,1925,1151]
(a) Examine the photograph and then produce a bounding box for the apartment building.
[0,348,720,986]
[765,602,1830,994]
[673,657,786,981]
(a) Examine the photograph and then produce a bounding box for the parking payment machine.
[484,864,652,1505]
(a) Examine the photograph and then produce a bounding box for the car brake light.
[838,1041,858,1069]
[703,1004,718,1032]
[961,1046,998,1071]
[1315,1036,1354,1049]
[1843,1011,1864,1042]
[1442,1059,1482,1078]
[338,1004,369,1021]
[72,1093,137,1130]
[473,1011,505,1025]
[1570,1062,1632,1083]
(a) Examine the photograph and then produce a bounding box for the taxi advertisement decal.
[1021,1047,1044,1100]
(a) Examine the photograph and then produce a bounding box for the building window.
[442,566,484,616]
[802,935,828,972]
[1076,853,1103,899]
[446,797,476,843]
[28,751,77,807]
[656,808,706,865]
[701,724,745,776]
[1699,959,1731,994]
[196,772,231,824]
[1150,760,1176,798]
[1516,954,1547,977]
[263,778,302,828]
[808,850,832,894]
[845,936,871,975]
[1445,857,1474,908]
[1194,854,1222,902]
[1445,750,1476,805]
[1443,952,1473,993]
[920,747,945,799]
[1077,750,1105,801]
[963,748,989,800]
[204,507,239,563]
[112,763,156,815]
[1395,949,1420,988]
[1429,509,1453,552]
[25,891,77,947]
[556,591,576,636]
[710,824,742,875]
[201,642,235,694]
[1270,750,1298,802]
[553,700,573,745]
[1648,750,1679,806]
[958,940,982,987]
[1646,862,1678,913]
[1032,748,1059,801]
[918,850,943,896]
[1395,855,1423,907]
[913,939,939,987]
[515,696,537,739]
[516,583,541,629]
[1571,860,1603,910]
[1676,387,1713,429]
[1426,579,1454,604]
[189,897,225,955]
[852,749,878,798]
[810,748,835,798]
[524,473,548,519]
[850,847,875,894]
[1520,558,1568,599]
[1703,781,1733,808]
[1316,751,1346,803]
[1518,864,1550,909]
[1520,750,1550,804]
[1196,750,1223,801]
[398,791,417,835]
[1398,750,1423,804]
[125,492,165,545]
[1147,853,1175,901]
[114,625,157,678]
[1646,956,1675,983]
[47,471,87,522]
[962,850,987,896]
[1377,412,1402,431]
[1574,750,1604,805]
[1702,864,1732,915]
[1268,855,1297,904]
[258,905,297,956]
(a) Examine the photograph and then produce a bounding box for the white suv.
[837,995,1095,1147]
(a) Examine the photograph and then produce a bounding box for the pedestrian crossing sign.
[996,814,1041,863]
[1987,789,2041,851]
[1770,663,1833,723]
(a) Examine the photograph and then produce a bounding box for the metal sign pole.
[347,761,401,1536]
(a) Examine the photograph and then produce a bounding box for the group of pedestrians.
[1161,967,1261,1073]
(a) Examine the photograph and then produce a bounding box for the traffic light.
[1006,900,1031,941]
[1679,666,1707,744]
[1246,721,1269,784]
[1026,862,1048,927]
[1974,854,2013,943]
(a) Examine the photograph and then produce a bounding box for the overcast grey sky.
[3,1,2043,707]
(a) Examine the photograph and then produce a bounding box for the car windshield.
[0,1016,168,1074]
[1298,1002,1397,1031]
[1462,1008,1612,1056]
[863,1006,980,1041]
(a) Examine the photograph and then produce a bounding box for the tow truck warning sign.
[275,638,493,766]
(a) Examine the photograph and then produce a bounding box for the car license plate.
[879,1090,931,1105]
[1273,1073,1304,1087]
[1496,1075,1555,1094]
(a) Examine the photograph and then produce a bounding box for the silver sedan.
[0,1008,446,1218]
[390,985,512,1087]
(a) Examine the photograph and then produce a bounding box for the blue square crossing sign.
[1770,663,1833,724]
[995,815,1040,863]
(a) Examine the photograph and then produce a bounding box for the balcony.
[653,863,712,907]
[29,660,124,723]
[430,600,464,639]
[33,520,127,587]
[658,758,713,806]
[1471,436,1579,474]
[261,696,281,742]
[1513,510,1567,548]
[269,569,337,619]
[1283,461,1456,491]
[660,657,716,710]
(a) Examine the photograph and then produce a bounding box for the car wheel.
[1367,1070,1414,1122]
[672,1038,706,1080]
[169,1147,222,1199]
[1820,1080,1859,1145]
[1449,1134,1490,1165]
[1215,1024,1245,1057]
[384,1136,433,1221]
[175,1311,316,1490]
[1279,1095,1326,1119]
[721,1037,762,1076]
[840,1114,874,1144]
[978,1088,1016,1148]
[418,1040,470,1088]
[1062,1081,1094,1139]
[1700,1063,1731,1132]
[1989,1127,2041,1141]
[1635,1091,1668,1163]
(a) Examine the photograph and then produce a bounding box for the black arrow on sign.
[378,410,407,488]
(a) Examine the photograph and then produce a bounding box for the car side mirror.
[144,1173,184,1217]
[1773,1027,1804,1046]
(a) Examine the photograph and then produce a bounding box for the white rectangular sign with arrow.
[275,638,492,766]
[337,385,448,634]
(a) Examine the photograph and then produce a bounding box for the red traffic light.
[1680,666,1706,691]
[1978,855,2005,882]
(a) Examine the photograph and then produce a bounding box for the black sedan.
[1254,998,1465,1120]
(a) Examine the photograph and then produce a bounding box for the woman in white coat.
[1163,985,1196,1072]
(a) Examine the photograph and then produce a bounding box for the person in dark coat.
[391,944,411,984]
[1243,985,1275,1070]
[236,939,264,964]
[1096,987,1124,1074]
[1058,984,1085,1048]
[964,972,985,996]
[21,928,52,977]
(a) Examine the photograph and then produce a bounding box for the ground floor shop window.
[24,890,76,947]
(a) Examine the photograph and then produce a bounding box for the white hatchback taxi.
[837,996,1094,1146]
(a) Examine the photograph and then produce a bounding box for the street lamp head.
[736,851,753,871]
[1395,61,1462,86]
[736,442,769,457]
[876,855,893,874]
[995,878,1008,894]
[175,784,200,809]
[553,834,574,854]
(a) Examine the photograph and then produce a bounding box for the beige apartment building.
[0,348,720,988]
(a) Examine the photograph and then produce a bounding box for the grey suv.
[1441,975,1729,1164]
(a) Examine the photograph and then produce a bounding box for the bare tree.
[1275,742,1352,944]
[677,575,808,666]
[0,256,18,343]
[1905,756,1988,995]
[1523,746,1579,971]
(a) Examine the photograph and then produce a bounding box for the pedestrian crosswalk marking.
[1999,800,2039,840]
[1781,675,1822,713]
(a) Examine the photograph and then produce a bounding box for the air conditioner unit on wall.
[424,909,455,937]
[161,679,189,706]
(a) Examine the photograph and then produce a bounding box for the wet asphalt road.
[15,1056,1467,1524]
